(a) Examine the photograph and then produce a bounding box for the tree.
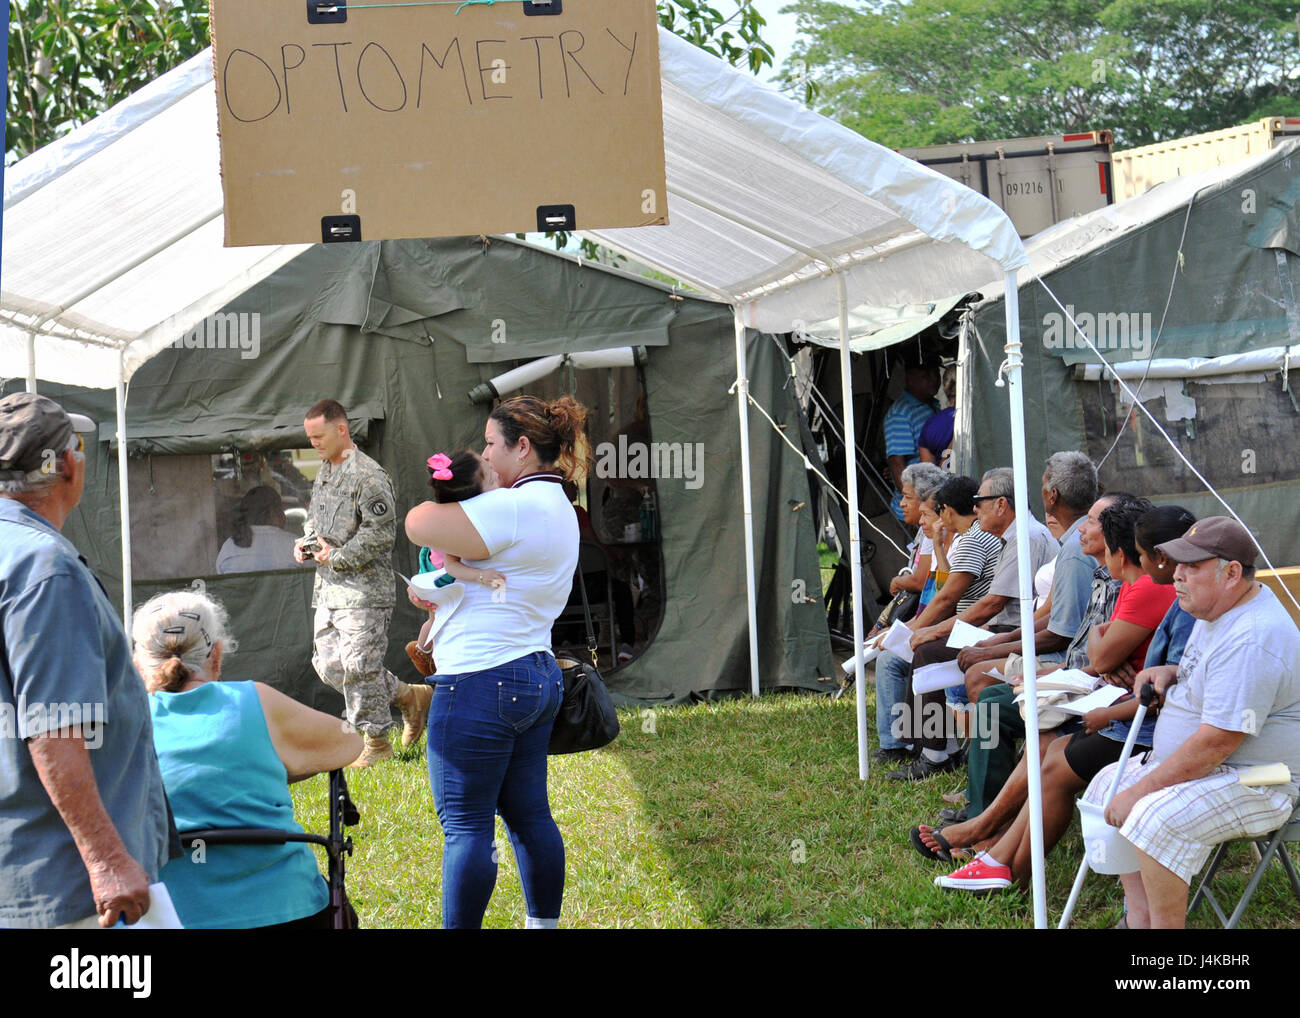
[8,1,210,162]
[658,0,774,75]
[778,0,1300,149]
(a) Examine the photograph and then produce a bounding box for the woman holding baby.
[404,394,588,929]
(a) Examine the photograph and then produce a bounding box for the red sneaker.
[934,856,1013,892]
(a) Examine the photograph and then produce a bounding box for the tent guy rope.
[740,383,909,559]
[1035,274,1300,619]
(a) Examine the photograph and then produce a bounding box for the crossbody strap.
[574,565,598,667]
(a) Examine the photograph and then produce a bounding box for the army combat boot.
[350,734,394,768]
[397,682,433,748]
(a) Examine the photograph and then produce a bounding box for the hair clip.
[427,453,454,481]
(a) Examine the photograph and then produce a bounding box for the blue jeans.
[426,651,566,929]
[874,651,912,750]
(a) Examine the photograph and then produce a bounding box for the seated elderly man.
[886,467,1058,780]
[951,451,1099,698]
[1081,517,1300,929]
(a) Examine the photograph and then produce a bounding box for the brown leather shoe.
[349,734,394,768]
[405,641,435,677]
[398,682,433,748]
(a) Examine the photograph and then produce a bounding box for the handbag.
[874,588,920,631]
[549,567,620,755]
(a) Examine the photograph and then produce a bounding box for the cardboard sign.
[211,0,668,246]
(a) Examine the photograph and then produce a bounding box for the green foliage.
[8,1,211,161]
[658,0,775,75]
[779,0,1300,149]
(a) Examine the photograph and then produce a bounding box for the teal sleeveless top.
[150,681,327,928]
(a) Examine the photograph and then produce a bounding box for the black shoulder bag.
[549,566,621,755]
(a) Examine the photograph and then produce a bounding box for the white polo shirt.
[431,479,579,674]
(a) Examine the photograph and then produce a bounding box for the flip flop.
[909,825,955,863]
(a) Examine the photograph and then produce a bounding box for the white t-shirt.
[1153,586,1300,796]
[216,525,301,574]
[433,481,579,674]
[1033,558,1057,611]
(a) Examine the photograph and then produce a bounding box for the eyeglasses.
[971,494,1005,505]
[74,434,85,453]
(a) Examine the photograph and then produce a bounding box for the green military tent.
[2,234,833,707]
[961,141,1300,569]
[2,28,1030,795]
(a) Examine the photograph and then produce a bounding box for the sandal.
[910,824,956,863]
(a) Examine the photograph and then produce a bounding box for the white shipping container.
[902,131,1114,239]
[1112,117,1300,200]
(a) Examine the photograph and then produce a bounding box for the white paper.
[1050,686,1127,716]
[841,644,882,677]
[1236,763,1292,787]
[986,668,1005,681]
[117,883,183,929]
[912,660,965,694]
[880,619,915,663]
[1035,668,1097,695]
[946,619,990,650]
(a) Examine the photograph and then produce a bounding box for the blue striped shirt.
[883,391,937,519]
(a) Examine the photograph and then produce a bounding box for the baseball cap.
[0,393,97,478]
[1156,516,1259,568]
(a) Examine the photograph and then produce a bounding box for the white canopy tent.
[2,26,1056,926]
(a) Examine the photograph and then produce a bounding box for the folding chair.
[1187,798,1300,929]
[179,768,361,929]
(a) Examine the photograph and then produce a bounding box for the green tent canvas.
[5,236,833,708]
[961,142,1300,569]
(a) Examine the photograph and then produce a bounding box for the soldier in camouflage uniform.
[299,400,432,767]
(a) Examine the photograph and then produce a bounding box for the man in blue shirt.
[955,451,1100,685]
[882,350,940,521]
[0,393,171,927]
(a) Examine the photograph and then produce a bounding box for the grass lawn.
[292,689,1300,929]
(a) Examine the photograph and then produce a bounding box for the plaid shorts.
[1083,757,1296,883]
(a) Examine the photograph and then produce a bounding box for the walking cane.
[1058,681,1155,929]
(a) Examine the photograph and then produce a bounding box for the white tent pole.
[115,353,133,630]
[837,274,870,780]
[1003,272,1047,927]
[26,331,37,392]
[732,307,762,697]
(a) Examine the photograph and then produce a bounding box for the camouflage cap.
[0,393,96,478]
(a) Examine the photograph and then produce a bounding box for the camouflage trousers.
[312,605,402,737]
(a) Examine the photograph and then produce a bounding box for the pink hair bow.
[427,453,453,481]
